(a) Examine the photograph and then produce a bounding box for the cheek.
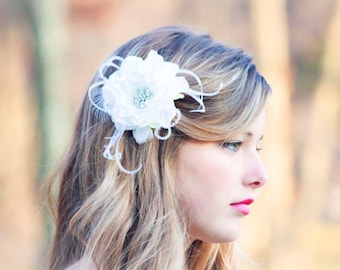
[176,164,242,243]
[177,159,236,209]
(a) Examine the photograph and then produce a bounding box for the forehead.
[240,108,266,136]
[224,108,266,140]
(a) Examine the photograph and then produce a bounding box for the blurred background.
[0,0,339,269]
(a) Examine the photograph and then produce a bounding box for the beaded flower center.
[133,87,153,109]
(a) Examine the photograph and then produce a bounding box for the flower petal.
[133,127,154,144]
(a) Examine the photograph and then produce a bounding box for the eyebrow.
[244,132,264,140]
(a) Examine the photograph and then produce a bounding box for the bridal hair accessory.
[88,50,220,173]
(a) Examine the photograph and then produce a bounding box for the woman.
[46,25,271,269]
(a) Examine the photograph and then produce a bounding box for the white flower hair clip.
[88,50,220,174]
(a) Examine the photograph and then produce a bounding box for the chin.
[217,234,240,243]
[190,223,242,243]
[199,231,241,243]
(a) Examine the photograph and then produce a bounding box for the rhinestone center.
[133,87,153,109]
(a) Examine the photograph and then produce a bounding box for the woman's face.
[175,109,268,243]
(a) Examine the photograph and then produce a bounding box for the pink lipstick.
[230,199,254,215]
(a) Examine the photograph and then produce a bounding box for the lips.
[230,199,254,215]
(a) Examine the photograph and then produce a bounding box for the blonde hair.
[45,26,271,270]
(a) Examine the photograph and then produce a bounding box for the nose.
[244,155,268,189]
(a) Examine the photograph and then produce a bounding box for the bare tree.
[299,0,340,222]
[247,0,296,268]
[296,1,340,269]
[0,2,43,269]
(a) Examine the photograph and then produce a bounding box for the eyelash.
[222,141,243,152]
[222,141,263,152]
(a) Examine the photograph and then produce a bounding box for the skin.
[176,109,268,244]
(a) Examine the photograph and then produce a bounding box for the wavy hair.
[45,26,271,270]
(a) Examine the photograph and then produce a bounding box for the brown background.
[1,0,340,269]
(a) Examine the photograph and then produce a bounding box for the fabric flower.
[88,50,220,173]
[102,50,187,143]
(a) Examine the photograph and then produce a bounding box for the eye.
[256,138,264,152]
[222,141,243,152]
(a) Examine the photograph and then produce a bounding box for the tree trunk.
[299,0,340,223]
[244,0,296,268]
[0,17,43,270]
[30,0,70,177]
[296,1,340,269]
